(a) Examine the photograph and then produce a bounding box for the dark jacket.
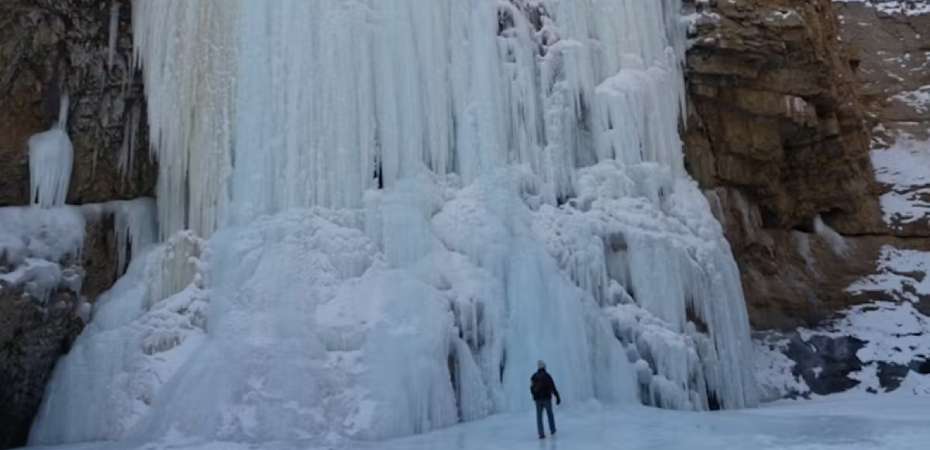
[530,368,561,403]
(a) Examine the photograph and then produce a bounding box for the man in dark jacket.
[530,360,560,439]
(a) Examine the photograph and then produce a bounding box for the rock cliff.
[683,0,930,329]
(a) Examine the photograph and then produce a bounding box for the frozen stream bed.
[22,394,927,450]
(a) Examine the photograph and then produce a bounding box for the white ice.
[30,0,759,446]
[28,95,73,208]
[22,394,930,450]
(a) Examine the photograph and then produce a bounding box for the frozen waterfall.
[31,0,758,446]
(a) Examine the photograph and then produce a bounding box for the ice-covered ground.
[22,394,930,450]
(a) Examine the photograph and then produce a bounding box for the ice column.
[28,95,74,208]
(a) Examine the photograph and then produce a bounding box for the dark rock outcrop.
[785,333,866,395]
[0,289,84,449]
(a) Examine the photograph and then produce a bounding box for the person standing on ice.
[530,360,561,439]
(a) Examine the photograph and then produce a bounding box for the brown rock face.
[685,0,879,232]
[684,0,930,329]
[0,0,155,207]
[0,1,155,448]
[835,2,930,236]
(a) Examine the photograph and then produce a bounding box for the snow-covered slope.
[30,0,758,446]
[754,245,930,400]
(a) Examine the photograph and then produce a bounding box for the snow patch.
[870,130,930,226]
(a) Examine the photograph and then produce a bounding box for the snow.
[30,0,759,447]
[753,333,810,401]
[870,130,930,226]
[834,0,930,16]
[22,395,930,450]
[0,205,84,302]
[794,300,930,386]
[768,245,930,396]
[837,246,930,373]
[892,85,930,115]
[836,302,929,366]
[28,95,73,208]
[847,246,930,301]
[0,206,85,267]
[0,199,156,303]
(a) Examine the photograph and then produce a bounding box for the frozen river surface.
[24,394,927,450]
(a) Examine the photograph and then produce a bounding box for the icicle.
[132,0,693,237]
[131,0,236,237]
[28,94,73,208]
[118,101,141,181]
[814,215,852,257]
[107,1,120,70]
[108,198,158,275]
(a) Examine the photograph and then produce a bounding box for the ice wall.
[131,0,687,238]
[31,0,758,445]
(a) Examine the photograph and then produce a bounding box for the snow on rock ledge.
[0,206,85,302]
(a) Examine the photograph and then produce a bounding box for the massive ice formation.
[31,0,758,445]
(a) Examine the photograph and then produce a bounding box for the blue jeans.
[535,399,556,436]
